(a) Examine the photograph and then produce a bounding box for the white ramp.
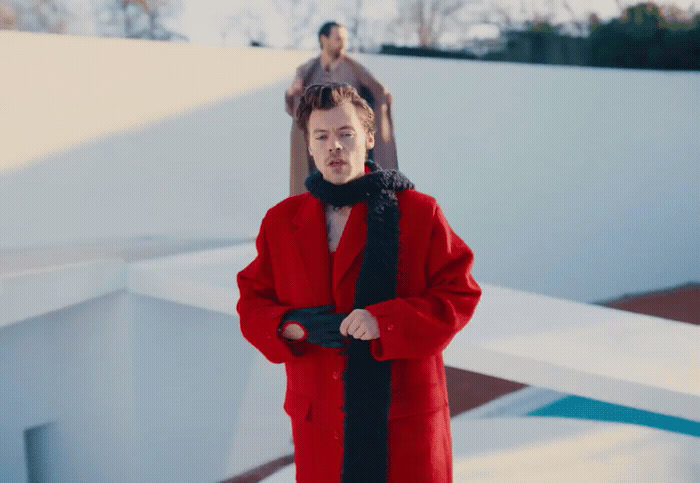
[444,284,700,421]
[131,245,700,423]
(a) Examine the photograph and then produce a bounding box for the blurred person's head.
[297,84,375,185]
[318,21,348,59]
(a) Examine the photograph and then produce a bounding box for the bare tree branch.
[221,8,267,46]
[93,0,184,40]
[269,0,317,48]
[392,0,477,48]
[4,0,69,33]
[0,1,18,29]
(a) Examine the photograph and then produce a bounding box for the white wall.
[369,55,700,302]
[1,35,697,302]
[1,247,698,482]
[0,291,134,482]
[2,34,697,482]
[0,276,260,482]
[129,294,257,482]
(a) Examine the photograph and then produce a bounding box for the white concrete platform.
[128,243,256,315]
[0,258,126,329]
[444,285,700,421]
[128,244,700,422]
[264,417,700,482]
[450,417,700,481]
[2,243,697,482]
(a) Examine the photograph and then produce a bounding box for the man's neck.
[320,51,344,71]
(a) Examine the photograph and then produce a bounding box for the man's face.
[321,25,348,57]
[308,100,374,185]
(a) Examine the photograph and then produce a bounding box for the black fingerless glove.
[279,305,347,348]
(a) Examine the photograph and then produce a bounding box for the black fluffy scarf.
[306,161,414,482]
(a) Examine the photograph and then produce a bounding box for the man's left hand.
[340,309,380,340]
[385,90,393,107]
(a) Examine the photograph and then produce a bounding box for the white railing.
[0,259,126,329]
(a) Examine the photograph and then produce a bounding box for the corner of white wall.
[0,259,127,329]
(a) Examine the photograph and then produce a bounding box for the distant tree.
[591,2,700,70]
[561,0,589,36]
[658,3,694,25]
[588,12,601,30]
[0,1,18,29]
[2,0,68,33]
[219,0,318,49]
[268,0,319,49]
[220,8,268,47]
[343,0,364,51]
[94,0,185,40]
[389,0,475,48]
[487,2,514,31]
[525,18,558,33]
[658,8,700,70]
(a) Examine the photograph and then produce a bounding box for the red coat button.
[387,323,394,331]
[333,430,341,440]
[332,371,341,380]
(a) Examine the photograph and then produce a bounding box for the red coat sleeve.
[367,202,481,360]
[236,215,306,363]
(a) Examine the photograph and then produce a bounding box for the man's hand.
[340,309,380,340]
[280,305,347,348]
[281,322,306,341]
[287,76,303,98]
[385,90,393,107]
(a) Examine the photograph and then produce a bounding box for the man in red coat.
[237,83,481,482]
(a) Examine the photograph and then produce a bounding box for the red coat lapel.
[333,202,367,297]
[292,195,333,304]
[291,196,368,309]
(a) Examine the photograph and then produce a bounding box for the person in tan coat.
[285,21,398,195]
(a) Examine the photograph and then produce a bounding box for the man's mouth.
[329,158,346,167]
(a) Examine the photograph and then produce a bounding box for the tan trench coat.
[285,55,398,195]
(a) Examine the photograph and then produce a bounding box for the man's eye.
[316,135,327,140]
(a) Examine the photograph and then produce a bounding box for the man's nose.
[329,137,342,151]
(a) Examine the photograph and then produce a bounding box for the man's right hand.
[385,90,393,107]
[280,322,306,341]
[286,76,303,98]
[279,305,347,348]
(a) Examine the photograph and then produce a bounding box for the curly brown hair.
[296,83,375,143]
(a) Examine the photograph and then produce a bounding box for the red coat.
[237,189,481,482]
